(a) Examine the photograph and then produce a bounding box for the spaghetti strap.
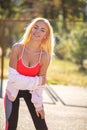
[20,45,25,58]
[38,50,42,63]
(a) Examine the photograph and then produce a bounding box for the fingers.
[36,111,40,117]
[36,110,45,119]
[40,110,45,119]
[41,111,45,119]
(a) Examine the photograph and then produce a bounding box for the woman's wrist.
[38,76,46,86]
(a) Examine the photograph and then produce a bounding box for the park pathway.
[0,80,87,130]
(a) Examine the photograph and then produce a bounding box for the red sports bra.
[17,46,42,77]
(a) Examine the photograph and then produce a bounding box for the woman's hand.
[36,108,45,119]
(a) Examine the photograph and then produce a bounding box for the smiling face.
[31,20,49,42]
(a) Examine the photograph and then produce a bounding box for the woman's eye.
[34,26,38,29]
[41,29,46,32]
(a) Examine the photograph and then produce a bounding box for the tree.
[60,0,85,30]
[0,0,24,97]
[0,0,21,19]
[71,30,87,68]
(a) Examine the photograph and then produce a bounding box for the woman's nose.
[36,28,40,33]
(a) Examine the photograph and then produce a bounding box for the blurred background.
[0,1,87,130]
[0,0,87,93]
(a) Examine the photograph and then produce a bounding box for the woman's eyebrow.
[35,25,47,31]
[41,28,47,30]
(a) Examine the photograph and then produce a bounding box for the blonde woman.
[4,17,54,130]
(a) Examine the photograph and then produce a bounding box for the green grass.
[47,57,87,87]
[0,56,87,87]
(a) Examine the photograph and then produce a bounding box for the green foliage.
[61,0,85,21]
[0,0,86,21]
[54,35,72,59]
[54,22,87,70]
[0,0,21,18]
[1,22,27,48]
[47,57,87,86]
[71,30,87,65]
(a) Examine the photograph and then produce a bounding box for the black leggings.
[4,90,48,130]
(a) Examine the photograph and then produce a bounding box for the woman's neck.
[26,39,41,52]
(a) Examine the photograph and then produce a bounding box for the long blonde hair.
[20,17,54,56]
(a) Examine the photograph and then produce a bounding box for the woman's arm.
[31,51,51,119]
[39,51,51,76]
[7,67,40,90]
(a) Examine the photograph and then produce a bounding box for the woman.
[4,17,54,130]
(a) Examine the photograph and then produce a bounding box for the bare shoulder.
[9,43,24,68]
[11,43,23,52]
[10,43,24,60]
[41,50,51,65]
